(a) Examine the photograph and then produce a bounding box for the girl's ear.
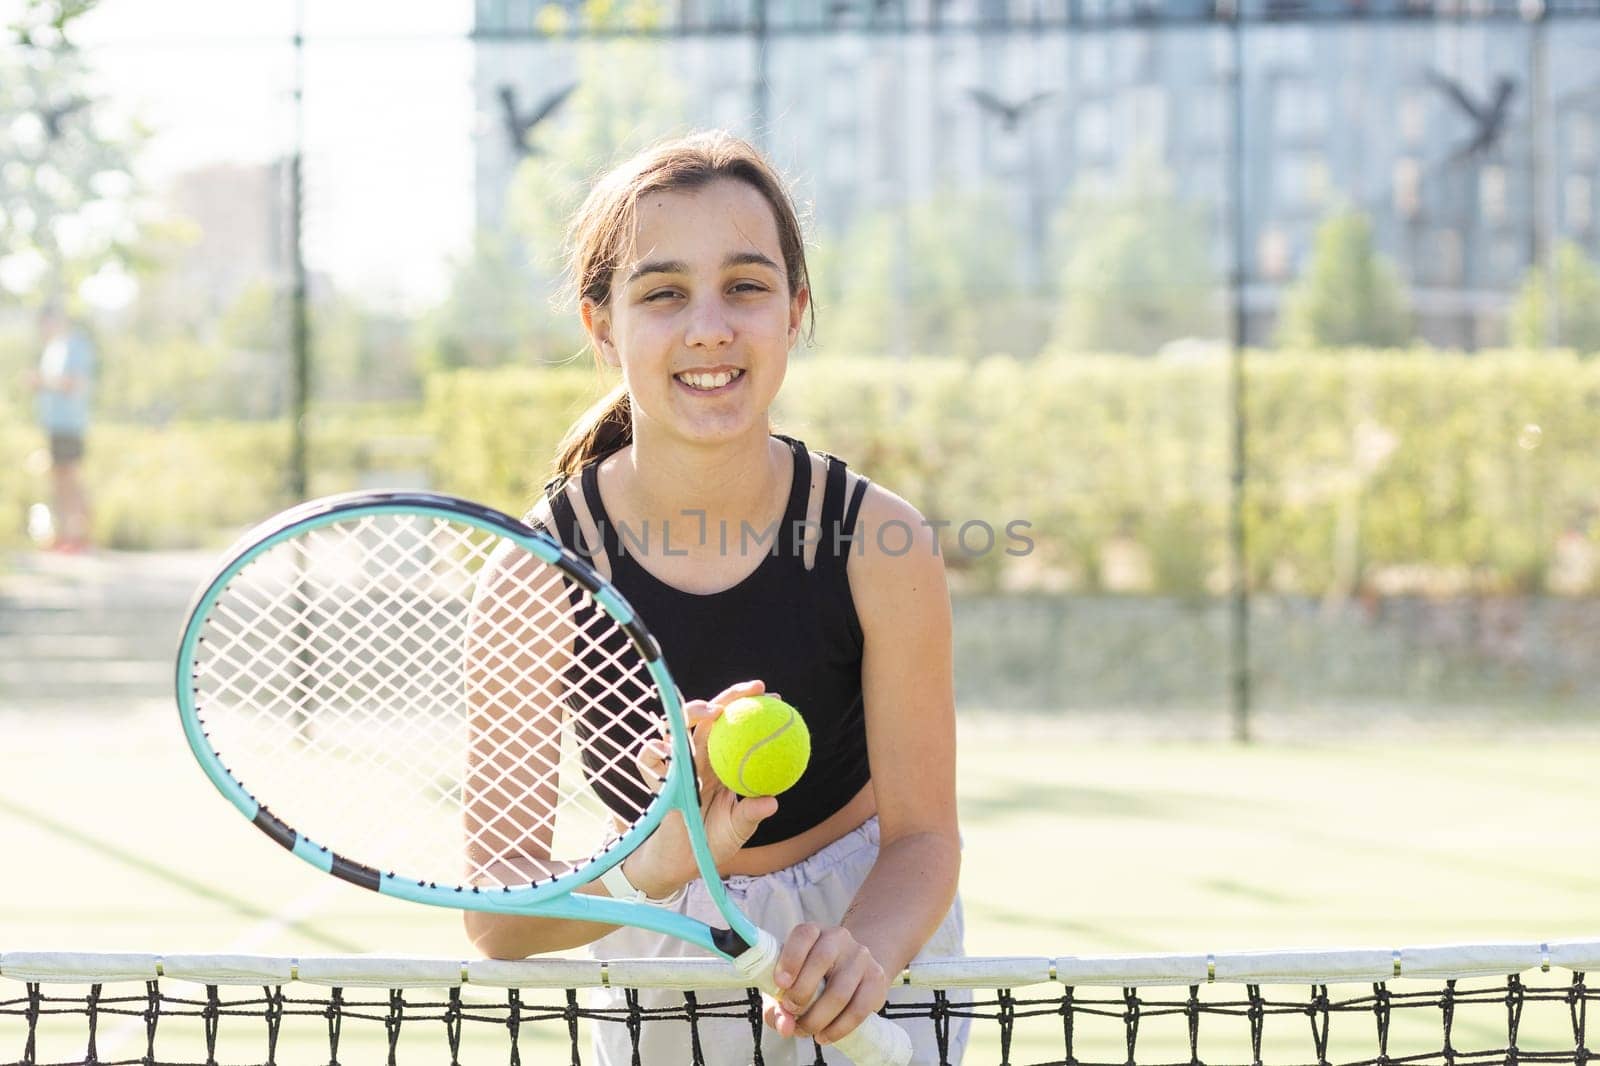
[787,285,810,346]
[582,298,621,368]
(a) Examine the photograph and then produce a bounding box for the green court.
[4,702,1595,1063]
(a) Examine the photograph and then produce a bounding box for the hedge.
[424,351,1600,596]
[3,351,1595,597]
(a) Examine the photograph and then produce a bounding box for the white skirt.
[588,816,969,1065]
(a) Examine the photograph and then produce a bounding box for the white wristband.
[598,859,685,907]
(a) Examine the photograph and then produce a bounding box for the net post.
[503,988,523,1066]
[85,982,101,1065]
[327,985,344,1066]
[1373,980,1393,1066]
[445,986,464,1066]
[264,983,284,1066]
[1309,984,1332,1066]
[932,988,952,1066]
[204,983,221,1063]
[624,987,644,1063]
[563,988,580,1066]
[1188,984,1202,1066]
[1567,972,1589,1066]
[1248,983,1265,1066]
[384,987,404,1066]
[684,989,706,1065]
[143,979,160,1066]
[744,987,767,1066]
[25,981,41,1066]
[1506,973,1526,1066]
[1061,985,1076,1066]
[1124,985,1143,1066]
[1442,979,1458,1066]
[996,987,1017,1066]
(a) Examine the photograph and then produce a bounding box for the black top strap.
[843,474,869,537]
[816,451,870,570]
[543,478,598,562]
[578,460,624,561]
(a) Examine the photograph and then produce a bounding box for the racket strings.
[190,512,674,893]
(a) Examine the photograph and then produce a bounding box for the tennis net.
[3,941,1594,1066]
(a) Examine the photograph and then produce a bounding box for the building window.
[1569,114,1596,168]
[1079,39,1108,84]
[1480,165,1507,226]
[1256,27,1313,70]
[1432,228,1464,285]
[1566,175,1594,233]
[1128,85,1167,153]
[1273,81,1326,142]
[1188,86,1225,146]
[1258,226,1291,280]
[1279,153,1329,210]
[1077,101,1111,159]
[1400,93,1427,147]
[1394,158,1421,220]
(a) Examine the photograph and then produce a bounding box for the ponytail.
[551,383,632,486]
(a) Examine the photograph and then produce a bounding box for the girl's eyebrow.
[625,251,782,284]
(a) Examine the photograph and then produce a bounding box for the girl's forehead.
[624,180,783,264]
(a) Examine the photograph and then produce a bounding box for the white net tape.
[5,941,1598,988]
[189,512,667,892]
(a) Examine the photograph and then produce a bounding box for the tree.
[809,187,1028,358]
[504,3,688,279]
[1276,210,1411,349]
[424,0,686,369]
[0,0,147,308]
[1507,241,1600,354]
[1047,169,1222,357]
[419,231,586,372]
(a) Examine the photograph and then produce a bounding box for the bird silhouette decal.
[1425,70,1517,163]
[38,97,88,142]
[966,88,1056,133]
[498,82,577,158]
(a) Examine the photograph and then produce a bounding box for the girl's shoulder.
[795,445,940,580]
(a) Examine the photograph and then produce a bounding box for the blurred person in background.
[29,300,96,553]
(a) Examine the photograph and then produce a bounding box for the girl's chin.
[653,404,768,445]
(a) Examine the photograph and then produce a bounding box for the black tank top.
[538,435,871,848]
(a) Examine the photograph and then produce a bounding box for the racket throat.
[712,925,752,958]
[726,927,784,998]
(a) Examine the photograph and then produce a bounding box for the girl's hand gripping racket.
[174,490,912,1066]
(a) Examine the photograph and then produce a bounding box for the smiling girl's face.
[582,178,809,448]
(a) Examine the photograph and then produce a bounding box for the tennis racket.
[174,489,912,1066]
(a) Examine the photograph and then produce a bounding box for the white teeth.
[677,369,742,391]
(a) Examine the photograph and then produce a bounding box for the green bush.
[5,352,1596,600]
[0,405,444,550]
[423,351,1600,596]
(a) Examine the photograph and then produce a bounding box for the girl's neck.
[609,420,788,529]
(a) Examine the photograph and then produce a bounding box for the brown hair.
[550,130,814,484]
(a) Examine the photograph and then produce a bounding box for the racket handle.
[733,928,914,1066]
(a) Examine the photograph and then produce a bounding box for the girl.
[465,130,966,1065]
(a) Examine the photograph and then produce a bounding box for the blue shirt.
[35,330,94,435]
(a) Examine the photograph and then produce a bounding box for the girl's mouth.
[673,368,745,393]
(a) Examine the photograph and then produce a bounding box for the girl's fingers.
[682,699,716,726]
[636,738,670,788]
[709,679,765,706]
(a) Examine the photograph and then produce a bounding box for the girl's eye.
[644,289,681,302]
[731,282,767,294]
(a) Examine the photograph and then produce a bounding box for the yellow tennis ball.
[708,695,810,797]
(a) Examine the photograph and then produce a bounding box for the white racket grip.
[732,927,914,1066]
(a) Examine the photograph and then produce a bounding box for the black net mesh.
[3,967,1592,1066]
